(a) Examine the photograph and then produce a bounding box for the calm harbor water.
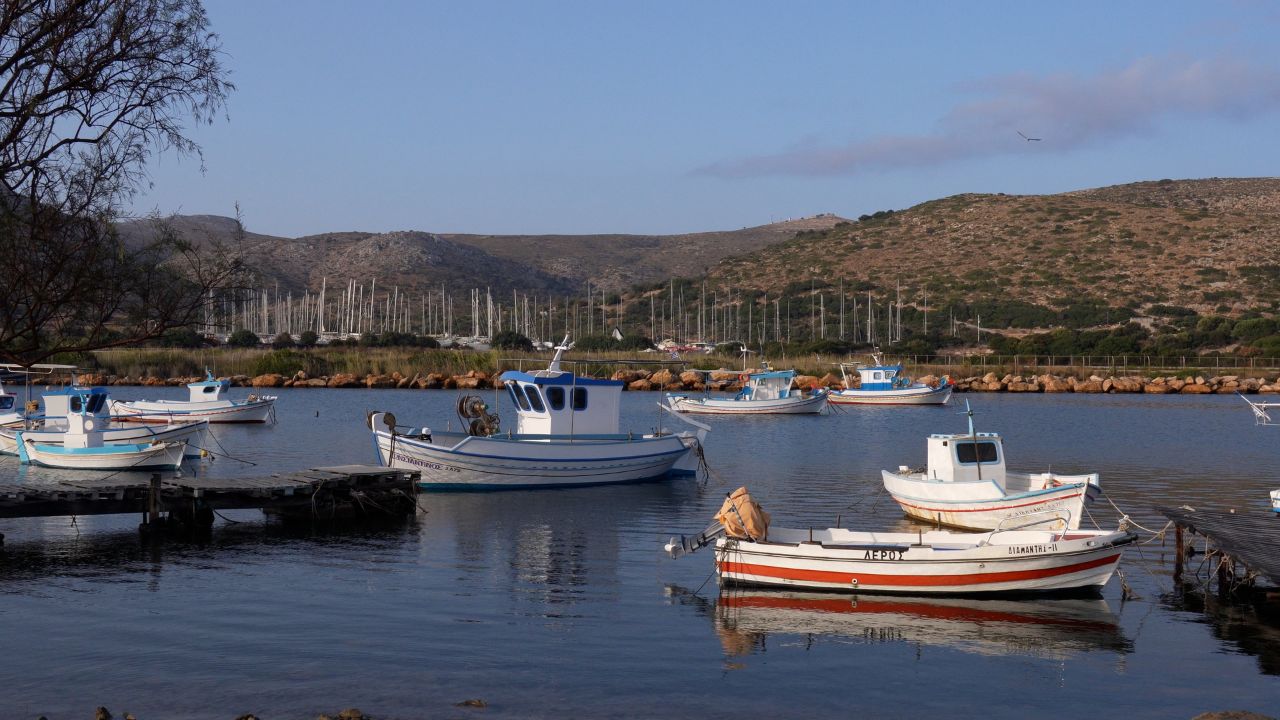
[1,387,1278,718]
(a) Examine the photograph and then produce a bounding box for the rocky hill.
[120,214,848,296]
[442,214,847,290]
[702,178,1280,322]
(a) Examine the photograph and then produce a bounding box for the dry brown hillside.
[707,178,1280,316]
[442,215,847,291]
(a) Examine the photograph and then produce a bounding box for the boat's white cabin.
[187,371,230,402]
[924,432,1007,484]
[743,370,797,400]
[60,387,112,448]
[43,382,113,419]
[496,336,623,436]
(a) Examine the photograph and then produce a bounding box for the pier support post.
[1216,551,1231,599]
[147,473,161,526]
[1173,525,1184,584]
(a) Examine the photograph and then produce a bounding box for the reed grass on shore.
[86,346,1280,383]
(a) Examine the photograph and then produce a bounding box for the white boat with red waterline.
[880,402,1100,531]
[665,487,1134,595]
[110,370,276,423]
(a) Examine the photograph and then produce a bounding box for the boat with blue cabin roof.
[666,362,828,415]
[367,336,707,490]
[110,370,276,423]
[16,387,186,470]
[828,352,951,405]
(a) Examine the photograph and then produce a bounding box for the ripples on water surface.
[0,388,1278,718]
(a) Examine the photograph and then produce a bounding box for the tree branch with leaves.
[0,0,239,366]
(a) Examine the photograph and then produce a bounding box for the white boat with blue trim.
[880,403,1100,531]
[110,370,276,423]
[1271,489,1280,513]
[367,336,707,490]
[16,387,185,470]
[828,353,951,405]
[0,375,21,427]
[1,385,208,458]
[667,363,828,415]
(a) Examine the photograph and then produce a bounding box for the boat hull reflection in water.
[712,589,1132,660]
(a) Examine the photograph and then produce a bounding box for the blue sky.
[131,1,1280,237]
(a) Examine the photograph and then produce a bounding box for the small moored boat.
[1271,489,1280,513]
[667,363,827,415]
[0,387,207,458]
[368,336,707,490]
[827,352,951,405]
[110,370,276,423]
[880,402,1100,530]
[16,387,185,470]
[666,487,1134,595]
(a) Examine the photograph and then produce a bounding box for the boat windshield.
[524,385,546,413]
[956,441,999,464]
[507,383,530,411]
[0,396,12,410]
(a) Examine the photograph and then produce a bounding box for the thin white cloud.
[696,56,1280,177]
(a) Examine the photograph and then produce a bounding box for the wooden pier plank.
[0,468,420,520]
[1159,506,1280,584]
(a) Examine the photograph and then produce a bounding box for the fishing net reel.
[457,395,500,437]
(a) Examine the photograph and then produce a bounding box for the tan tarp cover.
[715,487,770,541]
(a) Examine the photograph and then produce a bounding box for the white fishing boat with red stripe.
[880,402,1100,531]
[666,487,1134,596]
[110,370,276,423]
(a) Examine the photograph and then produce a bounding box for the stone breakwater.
[70,369,1280,394]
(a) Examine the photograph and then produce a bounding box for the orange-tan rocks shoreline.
[66,369,1280,395]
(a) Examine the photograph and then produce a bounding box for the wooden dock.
[0,465,420,541]
[1159,505,1280,596]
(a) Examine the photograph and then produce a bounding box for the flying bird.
[1017,130,1042,142]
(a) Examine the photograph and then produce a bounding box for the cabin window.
[508,383,530,411]
[87,393,106,414]
[202,385,218,394]
[873,371,884,381]
[0,397,12,410]
[956,441,999,464]
[546,386,565,410]
[572,387,588,410]
[70,395,83,413]
[524,385,546,413]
